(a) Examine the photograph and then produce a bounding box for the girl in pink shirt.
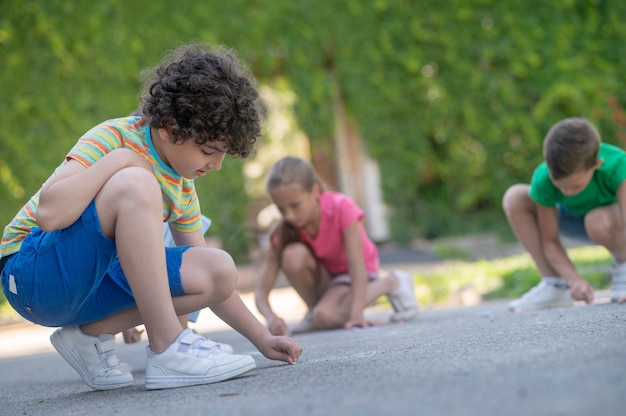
[255,156,419,335]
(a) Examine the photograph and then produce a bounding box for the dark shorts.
[557,204,592,243]
[1,200,190,327]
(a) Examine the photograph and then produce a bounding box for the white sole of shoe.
[508,300,574,313]
[387,270,419,322]
[50,329,134,390]
[390,308,419,322]
[145,355,257,390]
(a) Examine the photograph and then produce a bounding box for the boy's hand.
[268,316,288,336]
[569,278,594,304]
[257,334,302,364]
[122,327,144,344]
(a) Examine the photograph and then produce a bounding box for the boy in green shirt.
[503,117,626,311]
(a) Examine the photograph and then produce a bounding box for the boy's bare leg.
[79,167,184,352]
[502,184,559,277]
[586,204,626,302]
[82,246,239,343]
[585,205,626,262]
[122,315,188,344]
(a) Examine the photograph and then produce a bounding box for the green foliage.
[2,0,626,261]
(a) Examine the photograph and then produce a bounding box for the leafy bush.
[2,0,626,257]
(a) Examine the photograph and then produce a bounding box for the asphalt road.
[1,288,624,416]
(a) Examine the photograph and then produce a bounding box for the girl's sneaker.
[50,326,134,390]
[508,280,573,312]
[387,269,419,322]
[290,311,316,334]
[145,329,255,390]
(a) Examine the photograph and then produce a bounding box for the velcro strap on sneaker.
[94,337,117,354]
[177,332,220,357]
[179,331,204,346]
[105,354,120,368]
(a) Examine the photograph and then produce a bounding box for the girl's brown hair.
[265,156,325,257]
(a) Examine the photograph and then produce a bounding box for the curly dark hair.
[139,42,261,158]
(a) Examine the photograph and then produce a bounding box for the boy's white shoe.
[217,342,235,354]
[508,281,573,312]
[145,329,255,390]
[610,261,626,302]
[50,326,134,390]
[387,269,419,322]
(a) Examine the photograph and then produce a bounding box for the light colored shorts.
[328,272,379,288]
[1,200,190,327]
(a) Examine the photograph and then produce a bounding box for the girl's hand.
[344,317,385,330]
[257,334,303,364]
[268,316,288,336]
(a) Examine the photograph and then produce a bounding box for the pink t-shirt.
[296,192,380,275]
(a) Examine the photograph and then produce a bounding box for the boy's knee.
[104,168,161,206]
[206,249,238,299]
[585,210,623,243]
[181,248,238,302]
[502,184,530,213]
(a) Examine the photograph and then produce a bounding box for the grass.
[0,245,615,322]
[410,245,613,306]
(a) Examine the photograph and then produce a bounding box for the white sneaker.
[50,326,134,390]
[145,329,256,390]
[290,310,316,334]
[191,329,234,354]
[508,281,573,312]
[387,269,419,322]
[610,261,626,302]
[216,342,235,354]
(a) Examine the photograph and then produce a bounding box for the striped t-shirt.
[1,116,201,257]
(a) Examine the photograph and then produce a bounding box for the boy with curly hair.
[0,43,301,391]
[503,117,626,312]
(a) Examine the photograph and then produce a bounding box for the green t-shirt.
[529,143,626,215]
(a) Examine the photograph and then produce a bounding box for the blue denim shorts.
[1,200,190,327]
[557,204,592,243]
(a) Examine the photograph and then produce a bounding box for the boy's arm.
[212,290,302,363]
[343,221,368,327]
[254,247,287,335]
[615,181,626,260]
[37,148,151,231]
[169,227,207,247]
[537,204,594,303]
